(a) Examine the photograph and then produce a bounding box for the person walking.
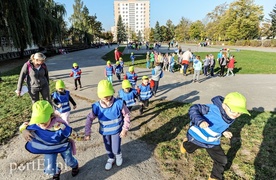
[182,48,193,76]
[17,52,50,104]
[151,62,164,96]
[192,56,203,83]
[226,56,236,76]
[70,63,82,90]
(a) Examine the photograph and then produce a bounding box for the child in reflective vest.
[118,80,139,111]
[70,62,82,90]
[136,76,153,115]
[84,80,130,171]
[51,80,76,124]
[124,66,138,88]
[114,61,123,81]
[105,60,115,84]
[19,100,79,179]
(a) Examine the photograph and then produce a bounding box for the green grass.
[102,48,276,74]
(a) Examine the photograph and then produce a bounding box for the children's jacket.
[118,89,138,107]
[137,83,152,100]
[52,90,71,113]
[125,72,138,86]
[193,59,203,71]
[187,96,235,148]
[92,98,124,135]
[105,65,114,76]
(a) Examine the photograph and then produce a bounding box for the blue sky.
[55,0,275,31]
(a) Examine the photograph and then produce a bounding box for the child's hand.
[54,123,66,130]
[57,104,62,108]
[120,129,128,138]
[22,130,33,141]
[73,105,77,109]
[199,121,209,128]
[223,131,232,139]
[84,135,91,141]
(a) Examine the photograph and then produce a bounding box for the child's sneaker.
[71,164,79,177]
[180,138,188,154]
[115,153,123,166]
[52,168,61,180]
[75,87,77,90]
[105,158,115,170]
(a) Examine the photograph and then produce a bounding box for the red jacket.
[227,58,235,68]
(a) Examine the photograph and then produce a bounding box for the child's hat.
[122,80,131,89]
[55,80,65,89]
[116,61,120,65]
[142,76,149,80]
[119,57,123,60]
[29,100,54,125]
[131,52,134,54]
[223,92,250,115]
[107,60,111,65]
[97,80,114,98]
[129,66,134,72]
[73,62,78,67]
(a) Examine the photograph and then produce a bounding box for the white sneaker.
[105,158,115,170]
[115,153,123,166]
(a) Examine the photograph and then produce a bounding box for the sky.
[55,0,275,31]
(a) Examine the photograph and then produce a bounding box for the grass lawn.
[1,48,276,179]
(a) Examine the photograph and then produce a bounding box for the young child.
[118,80,139,111]
[180,92,250,180]
[130,52,135,65]
[193,55,203,83]
[105,60,115,84]
[114,61,123,81]
[51,80,77,124]
[203,54,210,76]
[151,62,164,96]
[137,76,153,115]
[84,80,130,170]
[226,55,236,76]
[119,57,124,74]
[124,66,138,88]
[19,100,79,179]
[70,62,82,90]
[146,51,150,69]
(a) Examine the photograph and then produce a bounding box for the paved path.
[47,45,276,112]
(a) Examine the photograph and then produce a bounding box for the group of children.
[18,53,249,180]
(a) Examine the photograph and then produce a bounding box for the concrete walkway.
[46,45,276,112]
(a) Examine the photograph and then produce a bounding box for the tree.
[174,17,191,42]
[222,0,263,41]
[189,20,205,40]
[165,20,175,41]
[154,21,161,42]
[268,4,276,38]
[116,15,127,43]
[149,28,155,42]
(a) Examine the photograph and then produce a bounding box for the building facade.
[113,0,150,42]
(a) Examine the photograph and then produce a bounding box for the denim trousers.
[44,146,78,175]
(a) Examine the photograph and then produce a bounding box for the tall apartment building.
[113,0,150,42]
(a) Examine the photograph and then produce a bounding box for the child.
[105,60,115,84]
[151,62,164,96]
[226,55,236,76]
[180,92,250,180]
[137,76,153,115]
[124,66,138,88]
[209,54,216,77]
[203,54,210,76]
[193,55,203,83]
[84,80,130,170]
[130,52,135,65]
[114,61,123,81]
[119,57,124,74]
[118,80,139,111]
[19,100,79,179]
[51,80,77,124]
[70,62,82,90]
[146,51,150,69]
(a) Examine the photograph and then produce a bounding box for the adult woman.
[17,52,50,103]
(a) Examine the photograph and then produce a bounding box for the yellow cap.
[55,80,65,89]
[116,61,120,65]
[97,80,114,98]
[142,76,149,80]
[223,92,250,115]
[30,100,54,125]
[122,80,131,89]
[107,60,111,65]
[129,66,134,72]
[73,63,78,67]
[119,57,123,60]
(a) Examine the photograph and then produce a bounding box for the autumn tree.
[268,4,276,38]
[174,17,191,42]
[189,20,205,40]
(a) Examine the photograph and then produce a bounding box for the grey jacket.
[17,60,49,91]
[151,65,162,81]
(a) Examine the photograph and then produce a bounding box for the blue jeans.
[183,64,189,75]
[146,61,150,68]
[44,146,78,175]
[103,133,121,158]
